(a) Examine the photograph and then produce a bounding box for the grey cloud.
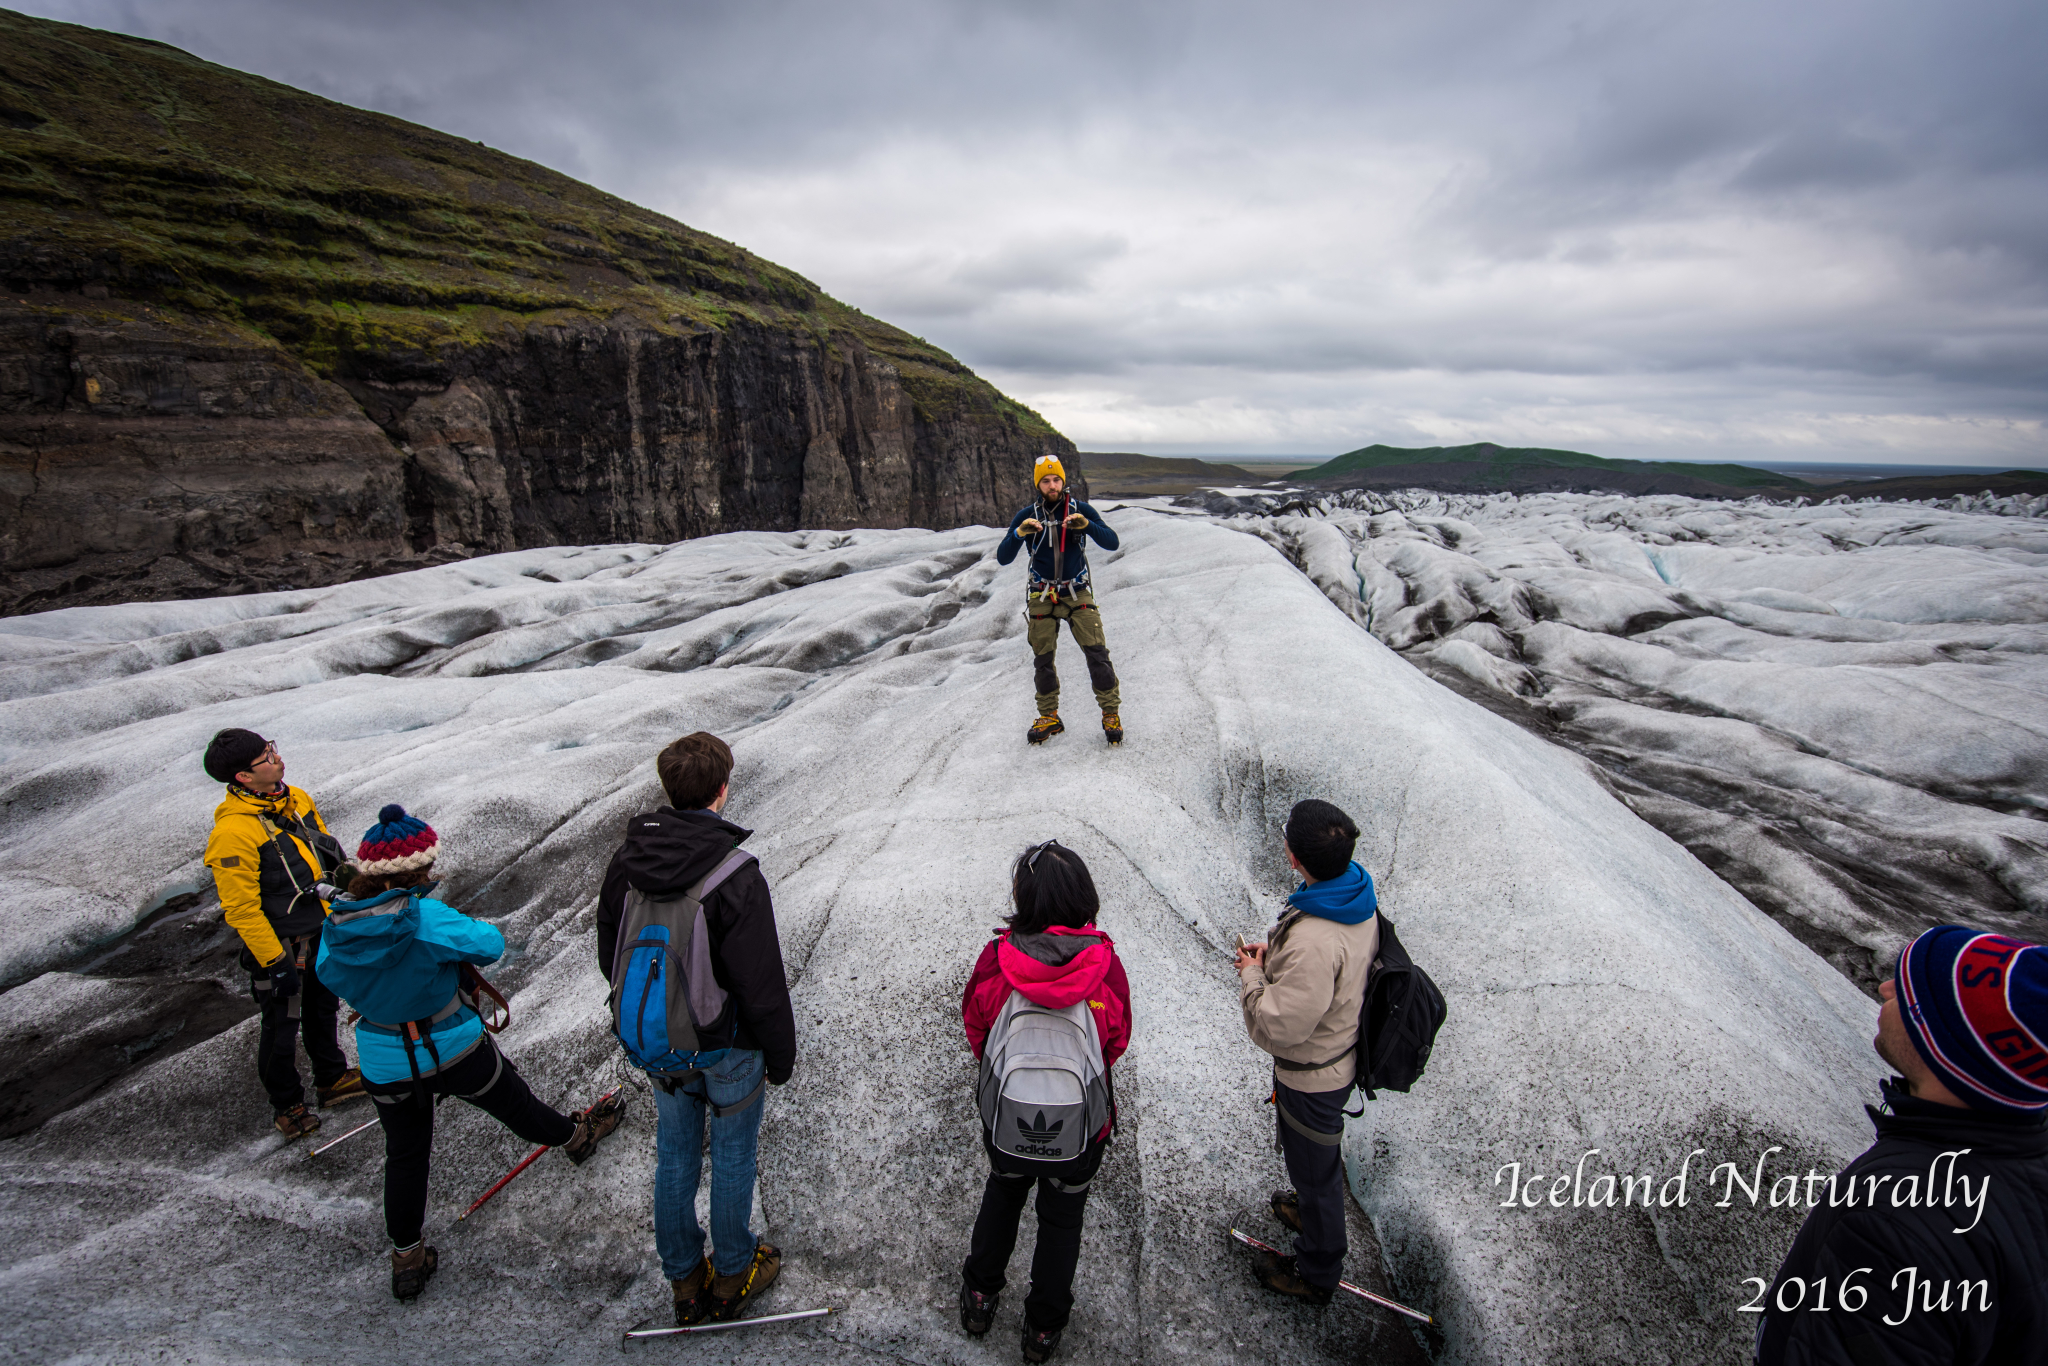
[953,234,1127,295]
[15,0,2047,461]
[1733,129,1911,193]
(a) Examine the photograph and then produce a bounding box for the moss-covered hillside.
[0,7,1052,429]
[0,10,1071,612]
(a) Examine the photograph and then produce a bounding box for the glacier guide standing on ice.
[200,728,362,1138]
[1234,799,1379,1304]
[1754,926,2048,1365]
[995,455,1123,746]
[597,732,797,1328]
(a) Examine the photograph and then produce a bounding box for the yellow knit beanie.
[1033,455,1067,485]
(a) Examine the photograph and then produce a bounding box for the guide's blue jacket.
[315,884,497,1084]
[996,496,1118,585]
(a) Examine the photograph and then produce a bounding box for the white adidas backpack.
[976,990,1111,1162]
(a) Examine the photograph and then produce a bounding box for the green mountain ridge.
[0,8,1069,614]
[0,8,1025,420]
[1299,442,1804,490]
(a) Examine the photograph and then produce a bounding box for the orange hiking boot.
[672,1255,713,1326]
[1101,711,1123,745]
[273,1103,321,1139]
[318,1068,365,1108]
[563,1090,628,1165]
[1028,714,1065,744]
[707,1241,781,1321]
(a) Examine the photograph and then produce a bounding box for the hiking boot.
[390,1243,438,1302]
[1022,1323,1064,1363]
[562,1091,628,1165]
[273,1103,321,1139]
[317,1068,365,1109]
[1027,714,1065,744]
[1271,1188,1303,1234]
[707,1241,780,1321]
[960,1284,999,1337]
[672,1256,713,1327]
[1250,1248,1334,1304]
[1101,711,1122,745]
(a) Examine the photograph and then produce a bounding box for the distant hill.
[0,8,1070,614]
[1801,469,2048,502]
[1077,451,1258,497]
[1298,443,1805,495]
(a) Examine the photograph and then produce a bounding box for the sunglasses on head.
[1026,839,1064,870]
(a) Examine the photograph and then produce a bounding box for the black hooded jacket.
[1756,1079,2048,1365]
[596,807,796,1085]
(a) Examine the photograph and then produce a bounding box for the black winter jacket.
[995,495,1118,584]
[1756,1079,2048,1365]
[596,808,797,1085]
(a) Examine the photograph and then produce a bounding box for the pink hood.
[996,926,1114,1010]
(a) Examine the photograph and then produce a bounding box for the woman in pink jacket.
[958,839,1132,1364]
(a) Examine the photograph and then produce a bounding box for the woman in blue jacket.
[317,806,625,1301]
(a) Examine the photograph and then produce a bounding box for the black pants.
[369,1038,576,1248]
[963,1130,1107,1332]
[1275,1079,1351,1290]
[251,928,346,1112]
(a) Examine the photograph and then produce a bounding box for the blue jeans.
[652,1048,766,1280]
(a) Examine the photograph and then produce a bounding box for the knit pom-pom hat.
[1897,924,2048,1115]
[357,804,440,875]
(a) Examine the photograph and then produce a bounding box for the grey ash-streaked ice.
[1233,489,2048,997]
[3,513,1884,1363]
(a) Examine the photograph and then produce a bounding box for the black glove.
[768,1066,792,1087]
[268,958,301,998]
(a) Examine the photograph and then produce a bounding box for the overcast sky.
[24,0,2048,465]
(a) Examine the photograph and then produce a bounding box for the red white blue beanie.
[1896,925,2048,1115]
[356,804,439,875]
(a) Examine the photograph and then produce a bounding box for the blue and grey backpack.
[608,849,755,1085]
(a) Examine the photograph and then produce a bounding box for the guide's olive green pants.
[1026,588,1120,717]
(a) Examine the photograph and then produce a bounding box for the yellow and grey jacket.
[203,783,344,966]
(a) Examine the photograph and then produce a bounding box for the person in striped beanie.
[355,804,441,877]
[1756,926,2048,1365]
[1893,926,2048,1115]
[316,802,627,1303]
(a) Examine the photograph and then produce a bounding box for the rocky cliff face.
[0,10,1074,615]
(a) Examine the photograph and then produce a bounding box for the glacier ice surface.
[1235,489,2048,994]
[1,514,1892,1364]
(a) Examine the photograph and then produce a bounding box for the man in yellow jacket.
[201,728,362,1136]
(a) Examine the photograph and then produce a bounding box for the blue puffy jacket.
[315,884,501,1085]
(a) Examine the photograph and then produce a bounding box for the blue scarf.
[1286,861,1377,925]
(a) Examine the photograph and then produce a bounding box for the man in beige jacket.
[1234,799,1380,1302]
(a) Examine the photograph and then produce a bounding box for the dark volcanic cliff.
[0,10,1075,615]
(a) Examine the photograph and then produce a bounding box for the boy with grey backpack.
[959,841,1133,1364]
[596,733,797,1328]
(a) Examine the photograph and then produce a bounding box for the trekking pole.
[1228,1228,1436,1326]
[624,1307,835,1340]
[460,1144,546,1220]
[310,1115,379,1156]
[459,1085,622,1221]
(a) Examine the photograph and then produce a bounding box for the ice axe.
[460,1085,623,1220]
[1228,1227,1435,1325]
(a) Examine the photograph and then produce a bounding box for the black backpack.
[1352,915,1447,1103]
